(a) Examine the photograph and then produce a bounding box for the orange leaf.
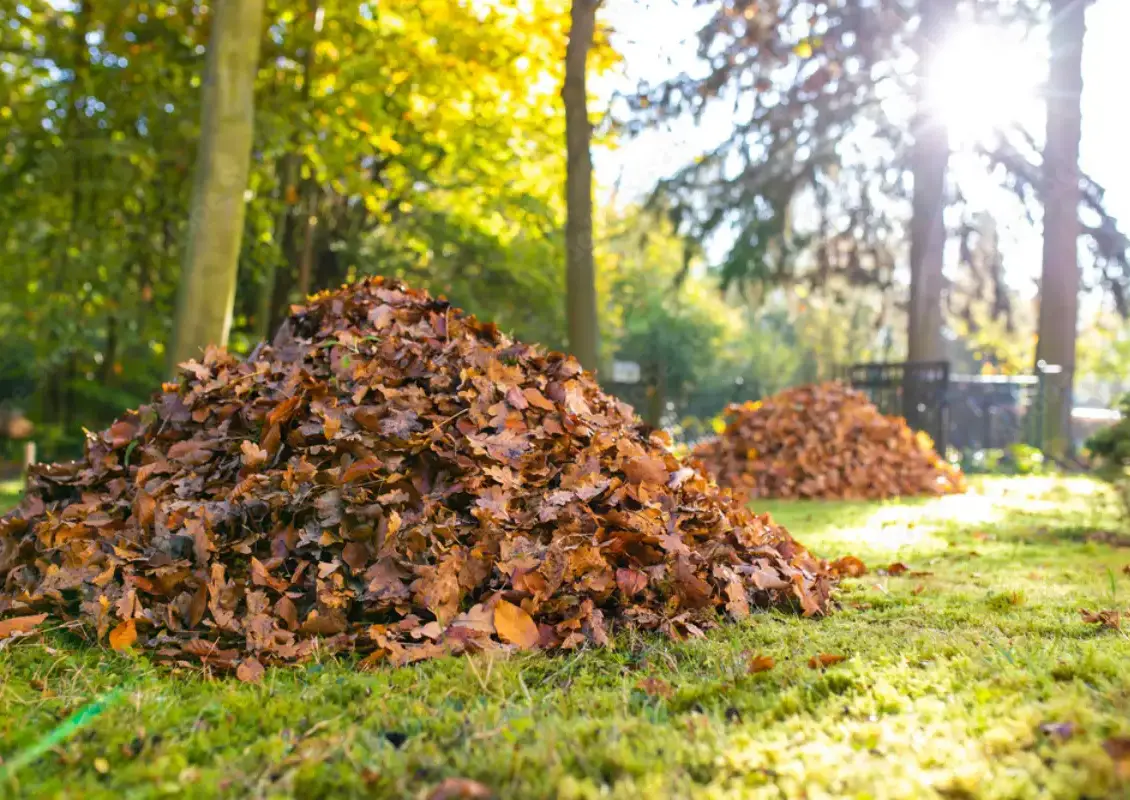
[0,613,48,639]
[493,600,538,649]
[748,654,775,674]
[808,653,846,669]
[109,619,138,651]
[830,555,866,577]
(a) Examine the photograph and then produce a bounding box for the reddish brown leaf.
[885,562,909,576]
[615,568,648,597]
[341,457,381,484]
[341,542,370,572]
[493,600,539,649]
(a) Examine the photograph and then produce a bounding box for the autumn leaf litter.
[0,278,861,672]
[694,382,966,500]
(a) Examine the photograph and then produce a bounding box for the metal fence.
[838,361,1053,454]
[838,361,951,450]
[946,374,1044,452]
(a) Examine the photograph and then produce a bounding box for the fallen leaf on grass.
[830,556,867,578]
[109,619,137,650]
[0,613,48,639]
[637,677,674,698]
[912,584,925,595]
[1080,609,1122,630]
[1103,737,1130,780]
[236,658,265,683]
[428,777,494,799]
[808,653,846,669]
[885,562,909,576]
[493,600,538,649]
[1122,564,1130,576]
[748,654,775,674]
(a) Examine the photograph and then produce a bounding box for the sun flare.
[925,24,1045,146]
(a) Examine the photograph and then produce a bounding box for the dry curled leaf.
[808,653,847,669]
[885,562,909,576]
[0,613,48,639]
[109,619,138,651]
[1080,609,1122,630]
[493,600,539,649]
[748,654,775,674]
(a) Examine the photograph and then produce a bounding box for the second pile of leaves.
[694,382,966,500]
[0,279,856,673]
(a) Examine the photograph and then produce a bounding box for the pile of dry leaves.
[0,279,851,672]
[693,382,965,500]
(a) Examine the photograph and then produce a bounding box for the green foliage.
[1086,396,1130,469]
[960,444,1047,476]
[0,0,582,447]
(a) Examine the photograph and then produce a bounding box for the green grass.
[2,477,1130,799]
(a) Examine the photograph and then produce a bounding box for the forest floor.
[2,476,1130,799]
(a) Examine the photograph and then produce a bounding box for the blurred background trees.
[1,0,1128,462]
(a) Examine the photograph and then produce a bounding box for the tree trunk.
[167,0,264,374]
[1035,0,1086,458]
[253,155,298,342]
[296,188,318,299]
[906,0,953,365]
[563,0,600,373]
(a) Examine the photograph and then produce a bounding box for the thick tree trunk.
[1035,0,1086,458]
[563,0,600,373]
[167,0,264,374]
[906,0,953,365]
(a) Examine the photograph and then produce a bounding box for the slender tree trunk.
[1035,0,1086,458]
[563,0,600,373]
[167,0,264,374]
[906,0,953,365]
[296,188,318,298]
[253,155,298,342]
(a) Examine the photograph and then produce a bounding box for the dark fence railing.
[946,374,1044,452]
[838,361,951,450]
